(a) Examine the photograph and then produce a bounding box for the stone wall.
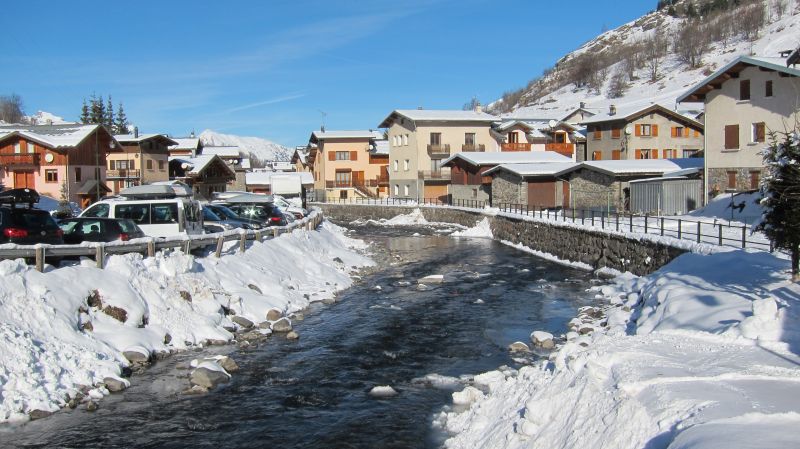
[708,167,763,195]
[568,168,623,211]
[318,203,686,275]
[450,184,491,204]
[491,171,525,205]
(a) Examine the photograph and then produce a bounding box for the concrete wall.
[318,204,686,275]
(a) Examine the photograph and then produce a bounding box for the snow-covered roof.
[115,133,177,146]
[201,146,241,158]
[378,109,498,128]
[169,154,234,177]
[442,151,571,167]
[240,158,251,169]
[678,55,800,103]
[484,162,579,178]
[168,137,200,151]
[310,130,383,141]
[580,103,702,129]
[0,124,109,149]
[246,171,314,186]
[371,139,389,155]
[567,159,695,177]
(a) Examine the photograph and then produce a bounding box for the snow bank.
[688,191,764,226]
[450,217,493,238]
[440,249,800,449]
[0,220,372,422]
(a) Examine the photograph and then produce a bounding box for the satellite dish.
[548,119,558,128]
[44,153,54,163]
[624,125,633,135]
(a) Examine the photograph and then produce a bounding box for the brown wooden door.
[562,180,570,209]
[13,171,34,188]
[352,171,364,186]
[527,180,556,208]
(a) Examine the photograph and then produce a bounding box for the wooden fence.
[0,209,324,272]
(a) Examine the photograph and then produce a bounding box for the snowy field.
[0,221,373,422]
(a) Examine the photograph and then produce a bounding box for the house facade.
[493,119,584,159]
[201,146,248,191]
[486,162,577,208]
[109,133,175,194]
[0,124,121,207]
[580,104,704,162]
[678,55,800,201]
[378,109,499,200]
[169,154,235,200]
[307,130,387,201]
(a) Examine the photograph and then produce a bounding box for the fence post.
[615,213,619,231]
[660,217,664,236]
[718,223,723,246]
[255,229,262,242]
[677,219,682,240]
[629,213,633,232]
[273,227,279,238]
[95,244,105,269]
[697,221,701,243]
[239,232,247,253]
[147,239,155,258]
[184,240,192,254]
[741,225,746,249]
[601,213,604,229]
[644,214,648,233]
[591,210,595,227]
[35,246,45,272]
[215,236,225,257]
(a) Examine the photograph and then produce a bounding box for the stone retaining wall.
[318,203,686,275]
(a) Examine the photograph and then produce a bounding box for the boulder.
[248,284,263,294]
[103,377,128,393]
[28,409,53,420]
[508,341,530,353]
[266,309,283,321]
[102,305,128,323]
[183,385,208,395]
[231,316,254,329]
[190,367,230,389]
[530,331,555,349]
[218,356,239,373]
[86,401,98,412]
[286,331,300,340]
[123,349,150,365]
[290,312,305,321]
[179,290,192,302]
[271,317,292,333]
[81,321,93,332]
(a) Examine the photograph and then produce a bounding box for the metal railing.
[0,209,324,272]
[461,144,485,152]
[107,169,141,179]
[314,197,772,251]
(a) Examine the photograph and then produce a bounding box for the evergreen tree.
[105,96,114,128]
[80,99,90,124]
[89,94,105,124]
[757,131,800,281]
[114,102,130,134]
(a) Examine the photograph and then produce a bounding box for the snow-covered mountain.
[199,129,292,162]
[24,111,74,125]
[492,0,800,119]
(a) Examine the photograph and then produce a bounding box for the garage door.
[423,184,448,202]
[527,180,556,208]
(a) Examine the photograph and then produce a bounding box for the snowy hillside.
[24,111,74,125]
[493,0,800,119]
[199,129,292,162]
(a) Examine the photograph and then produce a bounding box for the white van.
[80,186,203,238]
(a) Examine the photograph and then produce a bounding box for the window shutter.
[663,149,668,159]
[756,123,766,142]
[612,150,621,160]
[652,125,659,137]
[350,151,357,161]
[651,149,658,159]
[671,127,677,138]
[635,124,641,137]
[328,151,336,161]
[694,130,700,138]
[724,125,739,149]
[635,149,642,159]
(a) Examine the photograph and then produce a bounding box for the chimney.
[609,104,617,116]
[321,125,326,132]
[190,129,195,138]
[474,101,483,113]
[134,126,139,138]
[579,102,586,109]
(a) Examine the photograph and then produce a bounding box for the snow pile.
[451,218,493,238]
[199,129,291,162]
[688,191,764,226]
[439,249,800,449]
[0,221,372,422]
[25,111,73,125]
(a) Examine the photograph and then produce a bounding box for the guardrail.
[314,197,773,252]
[0,208,324,272]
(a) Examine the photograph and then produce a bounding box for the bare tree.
[674,20,708,68]
[740,2,766,40]
[774,0,787,18]
[607,68,630,98]
[643,33,668,82]
[0,94,25,124]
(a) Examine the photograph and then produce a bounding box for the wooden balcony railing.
[376,174,389,185]
[461,144,485,152]
[418,170,451,181]
[326,181,353,188]
[107,169,141,179]
[427,144,451,158]
[0,153,40,167]
[545,143,575,157]
[501,142,531,151]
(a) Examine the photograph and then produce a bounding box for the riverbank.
[0,221,373,422]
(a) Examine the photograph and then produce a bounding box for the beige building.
[306,130,388,201]
[377,109,499,200]
[678,55,800,201]
[109,132,176,194]
[581,104,704,163]
[493,119,584,160]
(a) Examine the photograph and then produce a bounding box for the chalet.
[580,104,704,162]
[0,124,121,207]
[377,108,499,200]
[307,130,387,200]
[201,146,248,191]
[109,132,176,194]
[168,137,201,157]
[492,119,584,159]
[168,154,235,200]
[485,162,577,209]
[677,54,800,201]
[561,103,596,125]
[442,151,571,204]
[291,146,310,172]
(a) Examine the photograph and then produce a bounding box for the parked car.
[213,193,288,227]
[58,217,145,244]
[272,194,307,219]
[202,204,263,230]
[0,189,64,245]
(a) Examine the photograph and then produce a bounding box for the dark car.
[205,204,264,230]
[58,217,145,244]
[220,202,288,227]
[0,189,64,245]
[202,205,263,231]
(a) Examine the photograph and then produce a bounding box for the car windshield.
[58,220,79,234]
[11,210,59,229]
[82,203,110,218]
[211,205,241,220]
[203,207,222,221]
[117,220,140,234]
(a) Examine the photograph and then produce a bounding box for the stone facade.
[491,171,525,205]
[567,169,624,211]
[707,167,764,196]
[318,204,686,275]
[449,183,490,204]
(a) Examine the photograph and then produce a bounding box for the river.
[2,223,598,449]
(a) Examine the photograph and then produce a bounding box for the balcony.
[418,170,451,182]
[107,169,141,179]
[545,143,575,157]
[427,144,451,159]
[501,142,531,151]
[0,153,40,168]
[326,181,352,188]
[461,144,485,152]
[376,173,389,185]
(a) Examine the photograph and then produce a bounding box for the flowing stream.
[2,224,598,449]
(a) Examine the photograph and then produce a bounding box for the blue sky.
[1,0,654,146]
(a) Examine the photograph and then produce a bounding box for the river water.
[3,224,597,449]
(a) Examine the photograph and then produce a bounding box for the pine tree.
[105,96,114,128]
[757,131,800,281]
[114,102,130,134]
[80,99,90,124]
[89,94,105,124]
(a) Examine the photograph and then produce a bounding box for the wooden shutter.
[663,149,669,159]
[652,125,659,137]
[724,125,739,149]
[592,151,602,160]
[651,149,658,159]
[635,124,641,137]
[611,150,621,160]
[671,127,677,138]
[727,171,737,189]
[328,151,336,161]
[635,149,642,159]
[694,130,700,138]
[755,123,766,142]
[350,150,357,161]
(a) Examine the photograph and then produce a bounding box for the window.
[45,169,58,183]
[115,204,150,224]
[672,126,685,137]
[430,133,441,146]
[431,159,442,172]
[750,171,760,190]
[740,79,750,101]
[765,80,773,98]
[75,167,82,182]
[683,149,700,158]
[727,171,737,190]
[404,159,409,171]
[146,160,154,170]
[403,185,409,196]
[109,160,116,170]
[591,151,602,160]
[158,160,165,170]
[403,134,408,145]
[611,128,621,139]
[117,160,128,170]
[662,149,676,159]
[640,124,652,136]
[129,160,135,170]
[26,142,34,153]
[335,170,351,187]
[393,184,399,196]
[465,133,476,146]
[635,149,653,159]
[82,203,110,218]
[393,160,398,172]
[507,132,518,143]
[151,204,179,224]
[752,122,766,143]
[13,143,20,154]
[724,124,740,149]
[335,151,351,160]
[554,132,566,143]
[592,127,601,140]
